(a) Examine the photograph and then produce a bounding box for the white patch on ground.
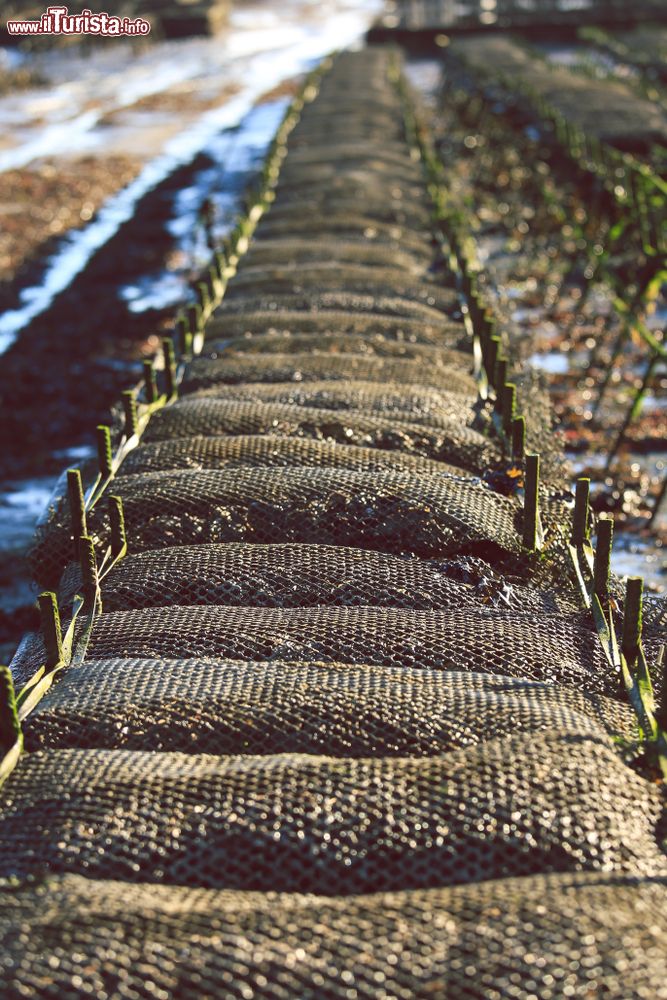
[0,0,382,352]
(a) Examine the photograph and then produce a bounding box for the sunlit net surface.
[3,46,667,1000]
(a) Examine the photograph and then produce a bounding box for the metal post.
[571,477,590,546]
[38,592,63,671]
[67,469,87,559]
[96,425,113,480]
[523,454,540,551]
[122,390,139,439]
[593,516,613,602]
[621,576,643,668]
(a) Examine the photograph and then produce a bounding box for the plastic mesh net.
[2,872,666,1000]
[203,331,470,366]
[213,289,455,322]
[118,435,461,476]
[180,351,477,396]
[242,237,434,271]
[25,661,636,754]
[2,733,665,891]
[450,34,667,155]
[204,308,465,345]
[70,543,573,615]
[148,384,483,432]
[4,46,665,1000]
[120,434,470,475]
[32,463,543,590]
[56,606,624,692]
[222,263,458,310]
[82,466,520,553]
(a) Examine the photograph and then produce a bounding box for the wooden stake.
[487,336,501,383]
[494,357,507,412]
[502,382,516,436]
[0,667,20,754]
[175,315,192,358]
[162,338,177,399]
[143,361,157,404]
[79,535,100,611]
[512,416,526,461]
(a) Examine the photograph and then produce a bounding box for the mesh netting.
[118,434,461,476]
[31,464,538,589]
[204,308,465,345]
[242,236,434,271]
[1,732,665,890]
[140,398,495,462]
[212,290,452,322]
[180,351,476,396]
[250,212,438,252]
[72,466,523,555]
[450,35,667,154]
[9,604,621,695]
[25,661,637,754]
[4,46,664,1000]
[2,872,666,1000]
[202,331,470,367]
[170,380,479,428]
[271,139,424,166]
[222,263,456,309]
[251,193,432,226]
[70,542,571,615]
[272,170,427,198]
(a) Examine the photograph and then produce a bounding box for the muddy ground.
[0,11,664,664]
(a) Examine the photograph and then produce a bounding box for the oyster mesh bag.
[65,543,575,614]
[0,873,666,1000]
[25,660,635,754]
[31,463,578,594]
[12,604,660,697]
[1,732,665,891]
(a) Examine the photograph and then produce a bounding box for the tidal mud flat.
[0,1,665,669]
[0,0,382,662]
[1,48,666,998]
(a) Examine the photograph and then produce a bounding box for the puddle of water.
[611,536,665,591]
[535,41,640,83]
[0,0,382,354]
[0,47,27,71]
[528,351,570,375]
[0,479,55,551]
[121,271,190,315]
[0,446,94,557]
[404,59,443,105]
